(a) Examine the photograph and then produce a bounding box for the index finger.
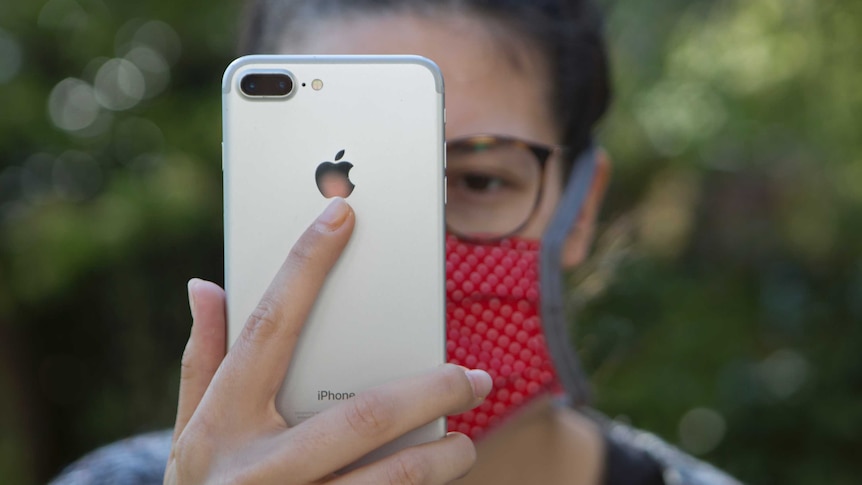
[211,198,355,413]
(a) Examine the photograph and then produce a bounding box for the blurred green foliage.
[0,1,234,483]
[576,0,862,483]
[0,0,859,484]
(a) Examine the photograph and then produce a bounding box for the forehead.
[281,12,559,143]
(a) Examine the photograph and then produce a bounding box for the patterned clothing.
[49,419,742,485]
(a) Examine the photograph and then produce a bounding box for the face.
[282,12,568,241]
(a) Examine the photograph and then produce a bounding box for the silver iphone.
[222,55,447,464]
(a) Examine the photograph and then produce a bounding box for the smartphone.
[222,55,447,465]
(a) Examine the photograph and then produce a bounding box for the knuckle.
[386,452,429,485]
[173,427,213,474]
[344,391,394,438]
[172,436,193,466]
[241,297,282,344]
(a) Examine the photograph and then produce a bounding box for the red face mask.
[445,234,562,440]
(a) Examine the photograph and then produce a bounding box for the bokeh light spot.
[38,0,89,30]
[0,29,22,84]
[48,78,100,132]
[634,81,727,156]
[125,46,170,98]
[94,58,146,111]
[678,407,726,455]
[133,20,182,65]
[757,348,809,400]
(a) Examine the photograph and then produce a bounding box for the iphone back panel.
[222,55,446,463]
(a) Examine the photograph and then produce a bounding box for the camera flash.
[312,79,324,91]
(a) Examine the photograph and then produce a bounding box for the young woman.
[51,1,739,484]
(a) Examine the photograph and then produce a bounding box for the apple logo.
[315,149,355,198]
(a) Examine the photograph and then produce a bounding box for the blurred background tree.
[0,0,859,483]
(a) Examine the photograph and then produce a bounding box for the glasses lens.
[446,139,543,240]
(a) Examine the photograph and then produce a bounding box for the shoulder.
[599,416,743,485]
[49,430,172,485]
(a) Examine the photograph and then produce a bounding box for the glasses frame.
[445,134,569,243]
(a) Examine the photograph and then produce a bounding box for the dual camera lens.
[240,73,294,97]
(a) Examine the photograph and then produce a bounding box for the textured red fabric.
[445,234,562,440]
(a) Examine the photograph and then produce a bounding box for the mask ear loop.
[540,143,597,407]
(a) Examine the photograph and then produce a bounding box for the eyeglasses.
[446,134,567,242]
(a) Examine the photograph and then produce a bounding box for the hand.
[165,198,492,484]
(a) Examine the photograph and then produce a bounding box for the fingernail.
[317,197,350,231]
[465,369,492,399]
[187,279,198,320]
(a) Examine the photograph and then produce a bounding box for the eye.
[461,173,504,192]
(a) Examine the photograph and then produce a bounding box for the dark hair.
[238,0,611,175]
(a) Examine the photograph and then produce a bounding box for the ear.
[560,148,611,268]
